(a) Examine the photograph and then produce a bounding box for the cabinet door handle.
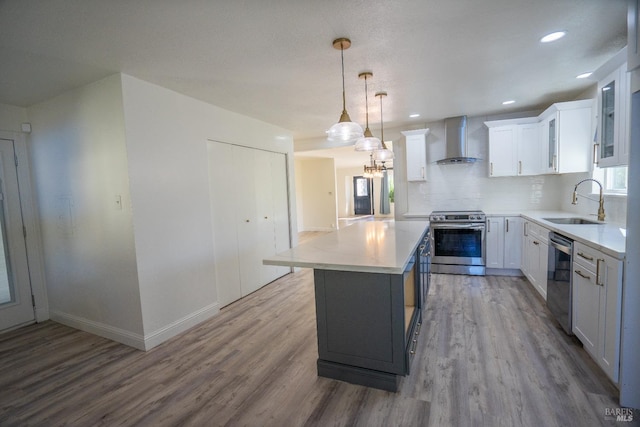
[421,167,425,179]
[533,241,539,246]
[518,161,522,175]
[506,219,509,233]
[490,162,494,176]
[487,220,490,232]
[593,143,599,165]
[577,252,594,261]
[575,269,591,280]
[524,222,528,236]
[553,154,557,171]
[596,258,604,286]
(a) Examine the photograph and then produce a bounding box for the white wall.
[0,103,28,132]
[294,157,337,231]
[120,74,296,345]
[27,75,145,344]
[335,166,361,217]
[26,73,297,350]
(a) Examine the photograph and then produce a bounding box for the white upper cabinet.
[487,125,517,177]
[595,63,630,168]
[487,100,591,177]
[539,100,593,174]
[517,123,543,176]
[402,129,430,182]
[485,120,542,177]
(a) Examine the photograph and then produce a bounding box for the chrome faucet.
[572,178,605,221]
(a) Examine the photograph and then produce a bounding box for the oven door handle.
[432,223,485,230]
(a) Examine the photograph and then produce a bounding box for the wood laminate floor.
[0,272,637,426]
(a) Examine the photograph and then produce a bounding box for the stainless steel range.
[429,210,486,276]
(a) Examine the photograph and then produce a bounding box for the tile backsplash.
[394,115,627,225]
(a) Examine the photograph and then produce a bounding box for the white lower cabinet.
[521,220,549,299]
[485,217,505,269]
[208,141,291,307]
[504,217,523,269]
[572,242,623,383]
[486,216,522,270]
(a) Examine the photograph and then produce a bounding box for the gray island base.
[263,221,430,391]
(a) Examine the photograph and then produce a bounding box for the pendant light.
[372,91,395,162]
[327,38,364,143]
[354,72,382,151]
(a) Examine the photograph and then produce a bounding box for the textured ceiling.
[0,0,627,143]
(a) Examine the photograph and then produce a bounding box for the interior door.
[353,176,372,215]
[0,138,34,331]
[208,141,242,307]
[233,146,262,296]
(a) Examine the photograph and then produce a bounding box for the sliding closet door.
[208,142,242,307]
[208,141,291,307]
[234,146,263,296]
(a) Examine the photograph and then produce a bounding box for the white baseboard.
[486,268,523,277]
[142,302,220,350]
[49,310,146,350]
[50,301,220,351]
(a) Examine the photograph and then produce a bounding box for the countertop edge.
[518,212,625,260]
[263,221,430,274]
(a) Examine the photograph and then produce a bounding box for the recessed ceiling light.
[576,72,592,79]
[409,113,420,118]
[540,31,566,43]
[502,100,515,105]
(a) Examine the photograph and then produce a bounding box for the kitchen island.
[263,220,430,391]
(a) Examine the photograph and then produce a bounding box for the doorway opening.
[353,176,373,215]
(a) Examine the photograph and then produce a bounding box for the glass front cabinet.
[596,63,630,168]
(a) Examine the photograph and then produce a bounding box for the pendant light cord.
[379,93,385,144]
[340,44,347,114]
[364,75,370,129]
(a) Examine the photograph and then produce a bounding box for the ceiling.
[0,0,627,146]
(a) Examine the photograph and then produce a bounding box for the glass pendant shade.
[354,72,381,151]
[354,129,382,151]
[327,38,364,143]
[371,91,394,161]
[327,117,364,142]
[372,142,394,161]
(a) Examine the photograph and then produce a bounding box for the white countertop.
[404,210,626,259]
[263,220,430,274]
[517,211,626,259]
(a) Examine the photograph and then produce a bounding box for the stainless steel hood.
[437,115,478,164]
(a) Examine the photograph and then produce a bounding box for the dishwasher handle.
[549,233,573,255]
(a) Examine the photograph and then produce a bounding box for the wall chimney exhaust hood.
[437,116,477,164]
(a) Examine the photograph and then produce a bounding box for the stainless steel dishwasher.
[547,232,574,335]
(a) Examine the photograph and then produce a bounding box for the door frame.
[0,130,48,326]
[353,176,373,215]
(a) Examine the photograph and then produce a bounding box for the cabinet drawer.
[525,221,549,244]
[574,242,598,271]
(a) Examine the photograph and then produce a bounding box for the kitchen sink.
[543,217,600,225]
